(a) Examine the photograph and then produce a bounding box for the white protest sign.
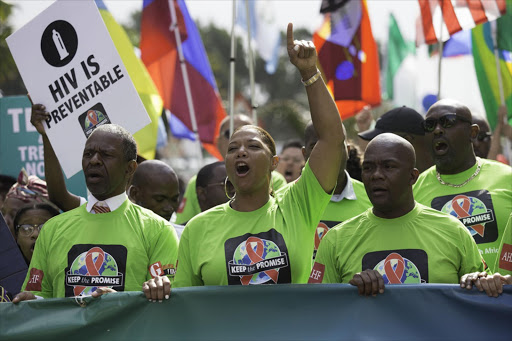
[6,0,151,178]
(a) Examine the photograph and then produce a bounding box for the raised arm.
[31,103,81,211]
[287,23,344,193]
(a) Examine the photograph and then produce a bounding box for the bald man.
[310,133,484,296]
[471,115,492,159]
[413,99,512,272]
[175,114,286,225]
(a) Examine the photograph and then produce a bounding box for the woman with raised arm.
[143,24,344,300]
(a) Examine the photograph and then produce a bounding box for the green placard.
[0,95,87,197]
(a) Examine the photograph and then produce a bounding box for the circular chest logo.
[41,20,78,67]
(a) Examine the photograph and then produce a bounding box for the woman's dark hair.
[13,203,60,235]
[233,125,277,156]
[346,140,363,181]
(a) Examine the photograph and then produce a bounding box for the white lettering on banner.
[25,108,36,132]
[7,108,23,133]
[18,145,44,161]
[25,161,44,178]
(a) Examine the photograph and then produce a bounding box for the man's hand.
[142,276,170,302]
[461,272,512,298]
[91,287,116,298]
[286,23,318,81]
[349,269,385,296]
[12,291,37,304]
[31,103,50,136]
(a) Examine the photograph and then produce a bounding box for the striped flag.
[417,0,507,46]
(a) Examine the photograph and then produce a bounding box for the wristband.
[301,69,321,87]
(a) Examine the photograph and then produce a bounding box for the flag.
[313,0,381,119]
[236,0,281,74]
[386,14,415,100]
[428,29,473,57]
[140,0,226,159]
[472,2,512,129]
[95,0,163,160]
[417,0,507,46]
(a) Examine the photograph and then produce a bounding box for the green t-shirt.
[311,203,484,284]
[413,158,512,271]
[495,213,512,276]
[174,162,331,287]
[22,200,179,298]
[313,177,372,257]
[176,171,287,225]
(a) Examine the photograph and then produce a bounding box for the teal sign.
[0,95,86,197]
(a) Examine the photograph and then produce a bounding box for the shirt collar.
[331,171,357,202]
[86,192,128,213]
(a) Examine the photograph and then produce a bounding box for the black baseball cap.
[358,106,425,141]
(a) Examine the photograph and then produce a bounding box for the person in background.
[413,99,512,272]
[13,203,59,265]
[358,106,434,173]
[196,162,235,215]
[13,124,179,303]
[345,140,363,181]
[0,175,16,209]
[276,139,305,183]
[1,169,55,237]
[302,122,371,259]
[176,115,287,225]
[472,105,512,163]
[310,134,484,296]
[471,114,492,159]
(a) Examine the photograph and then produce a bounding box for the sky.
[7,0,485,114]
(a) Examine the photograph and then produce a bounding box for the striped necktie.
[92,201,111,214]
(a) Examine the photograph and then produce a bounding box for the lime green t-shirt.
[22,200,179,298]
[313,177,371,258]
[176,171,287,225]
[174,162,331,287]
[310,203,484,284]
[494,213,512,276]
[413,158,512,271]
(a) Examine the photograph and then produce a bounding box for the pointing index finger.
[287,23,294,48]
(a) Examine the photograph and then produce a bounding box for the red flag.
[140,0,226,159]
[417,0,507,46]
[313,0,381,120]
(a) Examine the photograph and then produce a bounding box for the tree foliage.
[0,1,26,96]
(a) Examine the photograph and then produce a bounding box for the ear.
[410,168,420,186]
[126,160,137,178]
[470,124,479,140]
[302,146,307,159]
[128,185,138,202]
[271,155,279,171]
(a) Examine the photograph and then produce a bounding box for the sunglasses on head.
[422,114,472,132]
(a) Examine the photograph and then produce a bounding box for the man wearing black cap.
[358,106,434,173]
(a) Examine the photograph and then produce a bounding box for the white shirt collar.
[86,192,128,213]
[331,171,357,202]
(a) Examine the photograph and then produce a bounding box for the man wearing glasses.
[413,99,512,274]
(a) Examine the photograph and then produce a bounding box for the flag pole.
[169,0,203,166]
[491,21,505,105]
[229,0,236,138]
[436,6,444,100]
[244,0,257,124]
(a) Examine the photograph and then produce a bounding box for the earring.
[224,176,234,200]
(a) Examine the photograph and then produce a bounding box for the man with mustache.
[413,99,512,273]
[13,124,178,302]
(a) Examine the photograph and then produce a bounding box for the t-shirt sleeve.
[458,221,486,277]
[175,176,201,225]
[146,221,179,283]
[280,162,332,232]
[22,225,53,298]
[173,224,203,288]
[308,231,340,284]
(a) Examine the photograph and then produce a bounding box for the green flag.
[386,14,415,100]
[472,2,512,129]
